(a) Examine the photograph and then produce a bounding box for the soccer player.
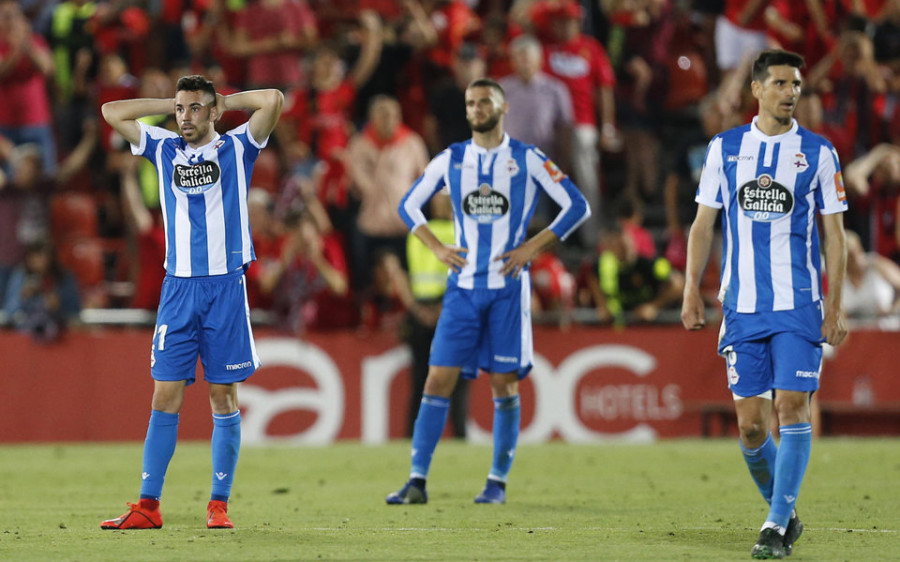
[387,78,590,505]
[99,76,283,529]
[681,50,848,559]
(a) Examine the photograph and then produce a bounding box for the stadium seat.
[50,192,99,241]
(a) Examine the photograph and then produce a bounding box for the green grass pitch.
[1,439,898,561]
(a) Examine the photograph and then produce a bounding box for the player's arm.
[217,89,284,145]
[821,212,849,346]
[497,228,559,279]
[681,203,718,330]
[411,223,468,273]
[399,151,468,272]
[101,97,175,147]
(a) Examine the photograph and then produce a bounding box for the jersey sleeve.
[131,121,178,159]
[398,150,450,231]
[815,143,849,215]
[230,121,269,150]
[695,135,725,209]
[527,148,591,241]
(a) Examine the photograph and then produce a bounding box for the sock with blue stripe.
[740,432,777,504]
[488,395,520,483]
[410,395,450,479]
[766,423,812,529]
[210,411,242,502]
[139,410,179,501]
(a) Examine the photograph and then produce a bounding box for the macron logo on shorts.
[795,370,820,379]
[226,361,253,371]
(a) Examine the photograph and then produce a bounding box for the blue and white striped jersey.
[399,134,590,290]
[696,117,848,313]
[132,121,266,277]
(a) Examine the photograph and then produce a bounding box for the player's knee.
[738,419,768,446]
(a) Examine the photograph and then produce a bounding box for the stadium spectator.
[230,0,319,90]
[277,10,383,234]
[262,207,352,334]
[807,29,887,160]
[498,34,573,168]
[3,239,81,343]
[843,229,900,319]
[359,248,409,331]
[98,75,284,530]
[0,0,57,174]
[587,224,683,325]
[540,0,618,247]
[387,78,590,505]
[424,41,487,155]
[346,95,429,290]
[117,155,165,311]
[397,192,469,438]
[682,50,848,558]
[843,142,900,260]
[608,0,674,203]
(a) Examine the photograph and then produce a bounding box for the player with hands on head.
[681,50,848,559]
[99,76,283,530]
[388,78,590,505]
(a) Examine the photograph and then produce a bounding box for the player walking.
[99,76,283,529]
[387,78,590,505]
[681,50,848,559]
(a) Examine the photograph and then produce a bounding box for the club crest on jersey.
[214,139,226,150]
[507,159,520,176]
[173,162,220,194]
[792,152,808,172]
[737,173,794,222]
[464,183,510,223]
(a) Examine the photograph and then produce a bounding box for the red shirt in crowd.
[0,35,53,127]
[543,35,615,126]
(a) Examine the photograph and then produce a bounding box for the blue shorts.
[429,274,533,379]
[718,302,824,397]
[151,270,259,386]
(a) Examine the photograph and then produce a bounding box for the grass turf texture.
[1,439,898,561]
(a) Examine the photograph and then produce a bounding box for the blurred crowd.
[2,0,900,342]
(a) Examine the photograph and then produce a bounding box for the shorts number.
[156,324,169,351]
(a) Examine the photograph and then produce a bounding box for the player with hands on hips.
[388,78,590,505]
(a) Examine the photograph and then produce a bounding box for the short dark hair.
[175,75,217,101]
[751,50,805,83]
[467,78,505,101]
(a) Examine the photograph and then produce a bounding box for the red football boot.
[101,500,163,529]
[206,500,233,529]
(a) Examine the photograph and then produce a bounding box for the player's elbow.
[266,89,285,113]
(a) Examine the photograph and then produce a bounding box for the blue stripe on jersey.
[160,145,178,274]
[447,143,467,287]
[790,132,818,299]
[189,191,210,276]
[721,131,743,310]
[505,140,531,254]
[475,152,498,290]
[752,141,779,311]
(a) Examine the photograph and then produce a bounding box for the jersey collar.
[469,133,510,154]
[750,116,798,142]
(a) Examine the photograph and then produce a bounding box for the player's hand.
[496,245,535,278]
[435,245,468,273]
[680,290,706,331]
[215,93,227,122]
[822,306,848,346]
